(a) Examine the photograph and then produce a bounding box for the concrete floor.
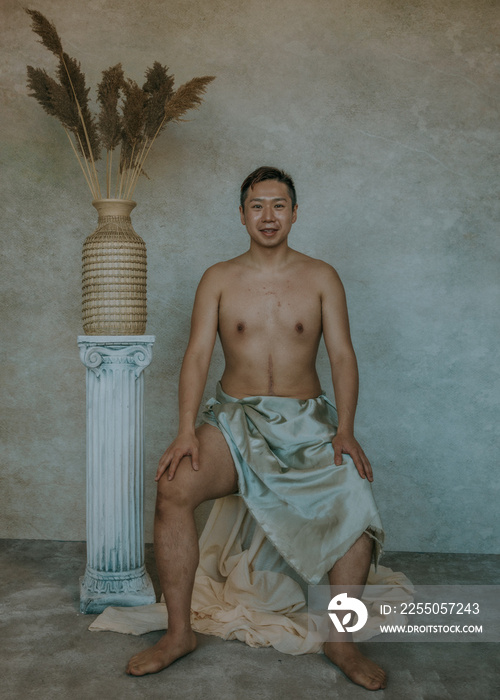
[1,541,499,700]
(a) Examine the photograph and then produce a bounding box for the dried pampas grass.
[142,62,175,140]
[26,8,215,200]
[164,76,215,124]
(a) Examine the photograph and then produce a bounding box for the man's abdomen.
[220,348,323,399]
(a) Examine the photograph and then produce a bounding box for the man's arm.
[320,265,373,481]
[156,266,221,481]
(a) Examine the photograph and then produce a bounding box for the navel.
[295,322,304,334]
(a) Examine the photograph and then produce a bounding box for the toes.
[363,674,381,690]
[126,655,146,676]
[367,671,387,690]
[127,665,148,677]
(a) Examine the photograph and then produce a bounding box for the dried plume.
[26,7,101,175]
[143,61,175,95]
[121,79,147,144]
[97,64,124,151]
[27,65,79,130]
[163,76,215,123]
[120,79,147,172]
[142,62,175,140]
[25,8,63,56]
[57,53,101,160]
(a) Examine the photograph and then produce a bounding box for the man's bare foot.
[324,641,387,691]
[126,629,197,676]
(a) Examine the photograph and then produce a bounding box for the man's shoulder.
[292,252,341,280]
[197,257,244,290]
[201,256,243,277]
[290,255,346,305]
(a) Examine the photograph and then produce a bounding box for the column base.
[79,565,156,614]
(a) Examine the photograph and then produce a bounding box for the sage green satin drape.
[203,383,384,585]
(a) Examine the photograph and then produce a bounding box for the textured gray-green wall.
[1,0,498,553]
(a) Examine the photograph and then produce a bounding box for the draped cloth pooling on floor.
[90,385,413,653]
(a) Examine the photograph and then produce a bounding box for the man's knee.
[155,460,197,512]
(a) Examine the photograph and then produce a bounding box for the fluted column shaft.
[78,335,156,613]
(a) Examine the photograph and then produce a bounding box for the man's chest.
[218,277,322,336]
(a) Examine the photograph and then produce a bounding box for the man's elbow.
[183,345,213,370]
[330,349,358,371]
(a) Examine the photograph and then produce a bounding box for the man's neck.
[245,241,295,271]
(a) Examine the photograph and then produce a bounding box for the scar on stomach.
[237,322,246,332]
[295,322,304,333]
[268,355,274,395]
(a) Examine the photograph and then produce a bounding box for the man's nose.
[262,206,275,221]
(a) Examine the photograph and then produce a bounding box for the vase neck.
[92,199,136,221]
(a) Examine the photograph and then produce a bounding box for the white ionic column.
[78,335,156,613]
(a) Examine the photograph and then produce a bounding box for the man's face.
[239,180,297,249]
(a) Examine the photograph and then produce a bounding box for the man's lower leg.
[126,497,198,675]
[324,532,387,691]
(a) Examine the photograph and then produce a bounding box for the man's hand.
[332,431,373,482]
[156,432,200,482]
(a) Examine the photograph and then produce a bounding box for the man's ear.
[239,205,246,225]
[292,204,298,223]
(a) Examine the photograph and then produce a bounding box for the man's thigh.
[158,423,238,507]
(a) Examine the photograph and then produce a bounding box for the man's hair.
[240,166,297,210]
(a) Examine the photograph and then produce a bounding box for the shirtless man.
[126,166,387,691]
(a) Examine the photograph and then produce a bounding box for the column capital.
[78,335,155,377]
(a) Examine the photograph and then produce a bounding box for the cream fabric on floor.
[90,496,413,654]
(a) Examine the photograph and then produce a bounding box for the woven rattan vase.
[82,199,147,335]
